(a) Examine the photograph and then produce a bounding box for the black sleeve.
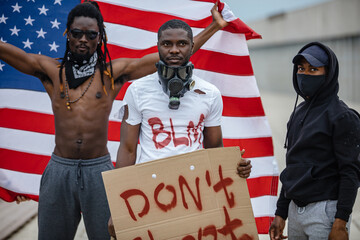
[275,186,291,220]
[333,111,360,221]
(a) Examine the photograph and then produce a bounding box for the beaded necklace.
[64,68,96,110]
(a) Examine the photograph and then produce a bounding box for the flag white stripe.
[194,70,260,98]
[0,169,277,217]
[0,128,119,161]
[105,23,157,50]
[0,75,261,117]
[0,169,41,195]
[0,127,55,156]
[248,156,279,179]
[1,99,271,141]
[251,195,277,217]
[192,29,249,56]
[0,89,52,115]
[0,126,277,177]
[1,117,271,155]
[221,116,272,139]
[0,126,278,177]
[1,123,273,176]
[106,23,250,56]
[0,89,124,120]
[110,101,124,122]
[97,0,213,20]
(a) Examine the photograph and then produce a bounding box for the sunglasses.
[69,29,100,40]
[157,61,194,81]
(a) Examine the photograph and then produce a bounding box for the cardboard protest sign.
[102,147,259,240]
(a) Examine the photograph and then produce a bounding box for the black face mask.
[297,74,326,98]
[156,60,194,110]
[65,51,97,89]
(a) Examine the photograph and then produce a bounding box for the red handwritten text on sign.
[148,114,205,149]
[119,164,253,239]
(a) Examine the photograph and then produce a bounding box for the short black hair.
[158,19,193,41]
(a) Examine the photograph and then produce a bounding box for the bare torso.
[44,63,121,159]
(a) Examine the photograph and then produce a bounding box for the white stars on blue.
[36,28,47,38]
[38,5,49,16]
[22,38,34,49]
[10,26,21,36]
[0,0,78,89]
[50,19,61,29]
[12,3,22,13]
[0,14,8,24]
[24,16,35,26]
[49,41,60,52]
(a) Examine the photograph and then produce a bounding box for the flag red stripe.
[0,148,49,174]
[107,44,157,59]
[1,97,267,141]
[222,96,265,117]
[0,148,276,199]
[255,216,275,235]
[108,46,254,76]
[223,137,274,158]
[115,81,132,100]
[99,1,260,39]
[0,108,54,135]
[0,108,122,141]
[99,2,212,31]
[0,109,273,146]
[0,187,39,202]
[247,176,279,198]
[117,85,266,117]
[191,50,254,75]
[108,121,121,141]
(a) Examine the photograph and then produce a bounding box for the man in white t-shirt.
[116,19,251,171]
[108,18,252,239]
[119,71,223,164]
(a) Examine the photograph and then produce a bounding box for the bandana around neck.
[65,51,98,89]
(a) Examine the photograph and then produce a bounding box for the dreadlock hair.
[59,1,114,95]
[157,19,193,41]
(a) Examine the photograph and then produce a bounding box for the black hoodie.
[275,42,360,222]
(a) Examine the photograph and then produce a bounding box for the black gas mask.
[156,60,194,110]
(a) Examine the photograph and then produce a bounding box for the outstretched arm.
[0,41,55,79]
[111,2,228,82]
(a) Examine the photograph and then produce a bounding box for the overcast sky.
[222,0,330,22]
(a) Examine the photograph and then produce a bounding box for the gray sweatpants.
[38,153,114,240]
[288,200,351,240]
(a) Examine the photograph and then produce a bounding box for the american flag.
[0,0,278,234]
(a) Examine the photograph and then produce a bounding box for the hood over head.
[292,42,339,101]
[284,42,340,149]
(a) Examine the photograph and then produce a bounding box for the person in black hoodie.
[269,42,360,240]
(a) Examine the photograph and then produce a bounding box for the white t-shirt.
[119,73,223,164]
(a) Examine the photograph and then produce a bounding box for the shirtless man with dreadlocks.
[0,1,230,239]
